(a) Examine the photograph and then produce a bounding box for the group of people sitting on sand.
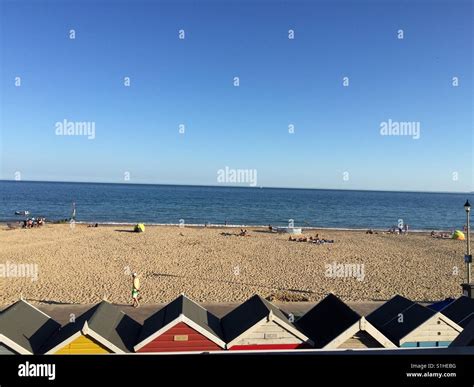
[288,234,334,244]
[21,217,45,228]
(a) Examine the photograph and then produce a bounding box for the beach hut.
[0,299,60,354]
[134,294,225,353]
[450,318,474,347]
[366,295,462,348]
[296,294,395,349]
[221,294,312,350]
[43,301,141,354]
[438,296,474,328]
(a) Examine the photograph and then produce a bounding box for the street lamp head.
[465,200,471,213]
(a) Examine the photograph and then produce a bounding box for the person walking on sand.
[131,273,140,308]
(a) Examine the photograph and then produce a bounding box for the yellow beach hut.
[43,301,141,354]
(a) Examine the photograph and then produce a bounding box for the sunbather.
[238,229,250,237]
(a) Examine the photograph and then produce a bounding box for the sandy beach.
[0,224,468,305]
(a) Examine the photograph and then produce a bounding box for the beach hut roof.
[377,303,436,343]
[427,298,456,312]
[295,293,361,348]
[439,296,474,328]
[366,295,415,327]
[135,294,225,350]
[450,317,474,347]
[85,301,141,352]
[43,301,141,353]
[220,294,302,344]
[0,299,60,354]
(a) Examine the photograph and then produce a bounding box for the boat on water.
[14,210,30,216]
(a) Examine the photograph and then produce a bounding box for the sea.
[0,181,472,231]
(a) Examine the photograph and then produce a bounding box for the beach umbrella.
[134,223,145,233]
[452,230,465,240]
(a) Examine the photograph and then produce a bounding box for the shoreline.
[1,221,449,233]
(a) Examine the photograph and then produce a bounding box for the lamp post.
[465,200,471,283]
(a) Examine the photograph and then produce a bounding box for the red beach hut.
[134,294,226,353]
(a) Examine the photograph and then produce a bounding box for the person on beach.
[404,224,409,234]
[131,273,140,308]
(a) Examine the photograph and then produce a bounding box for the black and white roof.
[375,303,436,344]
[296,294,362,348]
[450,317,474,347]
[0,299,60,354]
[366,295,415,328]
[439,296,474,328]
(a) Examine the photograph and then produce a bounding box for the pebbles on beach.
[0,224,468,305]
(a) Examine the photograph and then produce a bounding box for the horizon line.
[0,179,472,195]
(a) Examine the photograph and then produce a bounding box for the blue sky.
[0,0,472,192]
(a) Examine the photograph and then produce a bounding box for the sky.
[0,0,472,192]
